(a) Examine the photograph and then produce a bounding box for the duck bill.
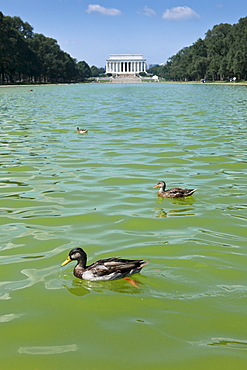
[61,256,72,267]
[153,185,159,188]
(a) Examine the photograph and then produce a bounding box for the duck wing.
[166,187,196,197]
[165,187,184,197]
[181,188,197,196]
[87,257,148,277]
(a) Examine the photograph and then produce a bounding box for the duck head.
[153,181,166,190]
[61,248,87,267]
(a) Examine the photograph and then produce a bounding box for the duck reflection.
[156,196,196,206]
[154,208,168,218]
[154,196,196,218]
[154,207,196,218]
[62,276,145,297]
[170,197,196,206]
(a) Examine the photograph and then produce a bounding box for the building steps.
[110,74,142,83]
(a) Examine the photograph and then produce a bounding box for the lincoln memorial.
[106,54,147,75]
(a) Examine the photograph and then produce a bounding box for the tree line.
[148,17,247,81]
[0,12,104,84]
[1,12,246,83]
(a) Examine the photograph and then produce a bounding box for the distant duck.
[153,181,197,198]
[61,247,148,281]
[77,127,88,134]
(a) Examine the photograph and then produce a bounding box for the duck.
[153,181,197,198]
[77,127,88,134]
[61,247,148,281]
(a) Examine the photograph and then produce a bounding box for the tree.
[160,17,247,81]
[76,61,91,81]
[90,65,105,77]
[147,64,163,77]
[0,12,92,83]
[227,17,247,79]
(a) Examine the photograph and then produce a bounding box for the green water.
[0,83,246,369]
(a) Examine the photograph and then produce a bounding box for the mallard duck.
[61,248,148,281]
[153,181,197,198]
[77,127,88,133]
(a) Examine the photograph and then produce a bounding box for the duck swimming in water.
[153,181,197,198]
[61,248,148,281]
[77,127,88,133]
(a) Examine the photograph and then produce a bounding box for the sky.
[1,0,246,67]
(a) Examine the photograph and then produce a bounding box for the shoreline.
[0,81,247,87]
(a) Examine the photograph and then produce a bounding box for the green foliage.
[1,12,246,83]
[138,71,147,76]
[153,17,247,81]
[0,12,91,83]
[90,65,105,77]
[77,61,92,81]
[147,65,163,76]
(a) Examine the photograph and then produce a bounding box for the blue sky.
[1,1,246,67]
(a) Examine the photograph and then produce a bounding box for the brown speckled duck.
[61,248,148,281]
[77,127,88,133]
[153,181,197,198]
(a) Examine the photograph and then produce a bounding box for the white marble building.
[106,54,146,75]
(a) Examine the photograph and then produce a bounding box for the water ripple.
[0,83,246,368]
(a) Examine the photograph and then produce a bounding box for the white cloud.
[138,6,156,17]
[162,6,200,20]
[86,4,121,16]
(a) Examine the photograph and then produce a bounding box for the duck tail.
[140,260,149,268]
[189,189,197,195]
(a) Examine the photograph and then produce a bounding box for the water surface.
[0,83,246,369]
